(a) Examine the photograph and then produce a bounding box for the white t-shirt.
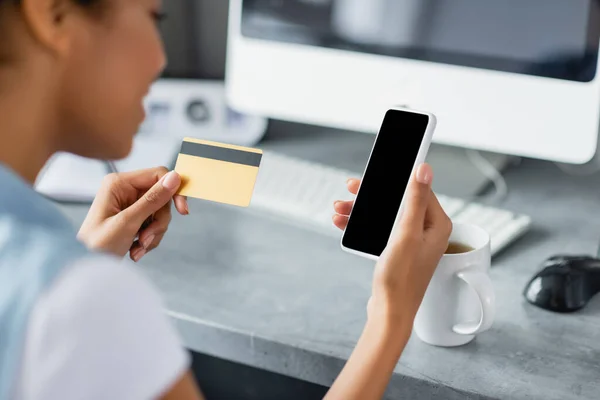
[11,255,190,400]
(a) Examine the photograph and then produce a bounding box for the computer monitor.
[226,0,600,164]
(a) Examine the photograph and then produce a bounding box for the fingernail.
[416,164,433,185]
[184,203,190,215]
[133,249,146,262]
[162,171,180,191]
[143,234,155,249]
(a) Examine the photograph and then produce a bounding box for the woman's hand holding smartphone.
[324,108,452,400]
[340,107,438,260]
[333,107,451,323]
[334,164,451,324]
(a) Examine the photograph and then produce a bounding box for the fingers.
[138,200,172,248]
[332,199,352,230]
[333,200,353,216]
[330,178,360,231]
[347,178,360,195]
[332,214,349,230]
[129,202,172,262]
[135,192,187,260]
[123,171,182,226]
[130,240,145,262]
[397,163,433,231]
[104,167,187,211]
[116,166,170,190]
[132,231,166,262]
[174,194,189,215]
[132,202,171,262]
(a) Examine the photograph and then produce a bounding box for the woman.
[0,0,452,399]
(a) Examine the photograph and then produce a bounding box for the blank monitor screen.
[240,0,600,82]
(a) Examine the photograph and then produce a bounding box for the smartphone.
[340,107,437,260]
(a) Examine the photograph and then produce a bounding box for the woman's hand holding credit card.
[174,137,262,207]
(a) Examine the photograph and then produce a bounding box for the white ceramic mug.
[414,222,495,347]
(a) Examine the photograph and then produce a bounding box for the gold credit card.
[174,137,262,207]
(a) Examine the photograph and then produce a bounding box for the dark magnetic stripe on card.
[179,141,262,167]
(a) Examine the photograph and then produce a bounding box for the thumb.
[124,171,181,225]
[397,163,433,230]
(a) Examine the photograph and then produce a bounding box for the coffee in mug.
[445,241,475,254]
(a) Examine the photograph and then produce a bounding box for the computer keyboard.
[251,151,532,256]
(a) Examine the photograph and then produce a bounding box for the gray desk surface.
[61,122,600,399]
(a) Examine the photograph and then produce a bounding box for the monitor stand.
[425,144,517,199]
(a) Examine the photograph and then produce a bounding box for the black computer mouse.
[523,255,600,312]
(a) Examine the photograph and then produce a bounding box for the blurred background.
[160,0,228,80]
[39,0,600,257]
[38,2,600,398]
[37,0,600,258]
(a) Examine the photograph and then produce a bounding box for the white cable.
[465,149,509,203]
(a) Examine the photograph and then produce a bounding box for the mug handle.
[452,269,496,336]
